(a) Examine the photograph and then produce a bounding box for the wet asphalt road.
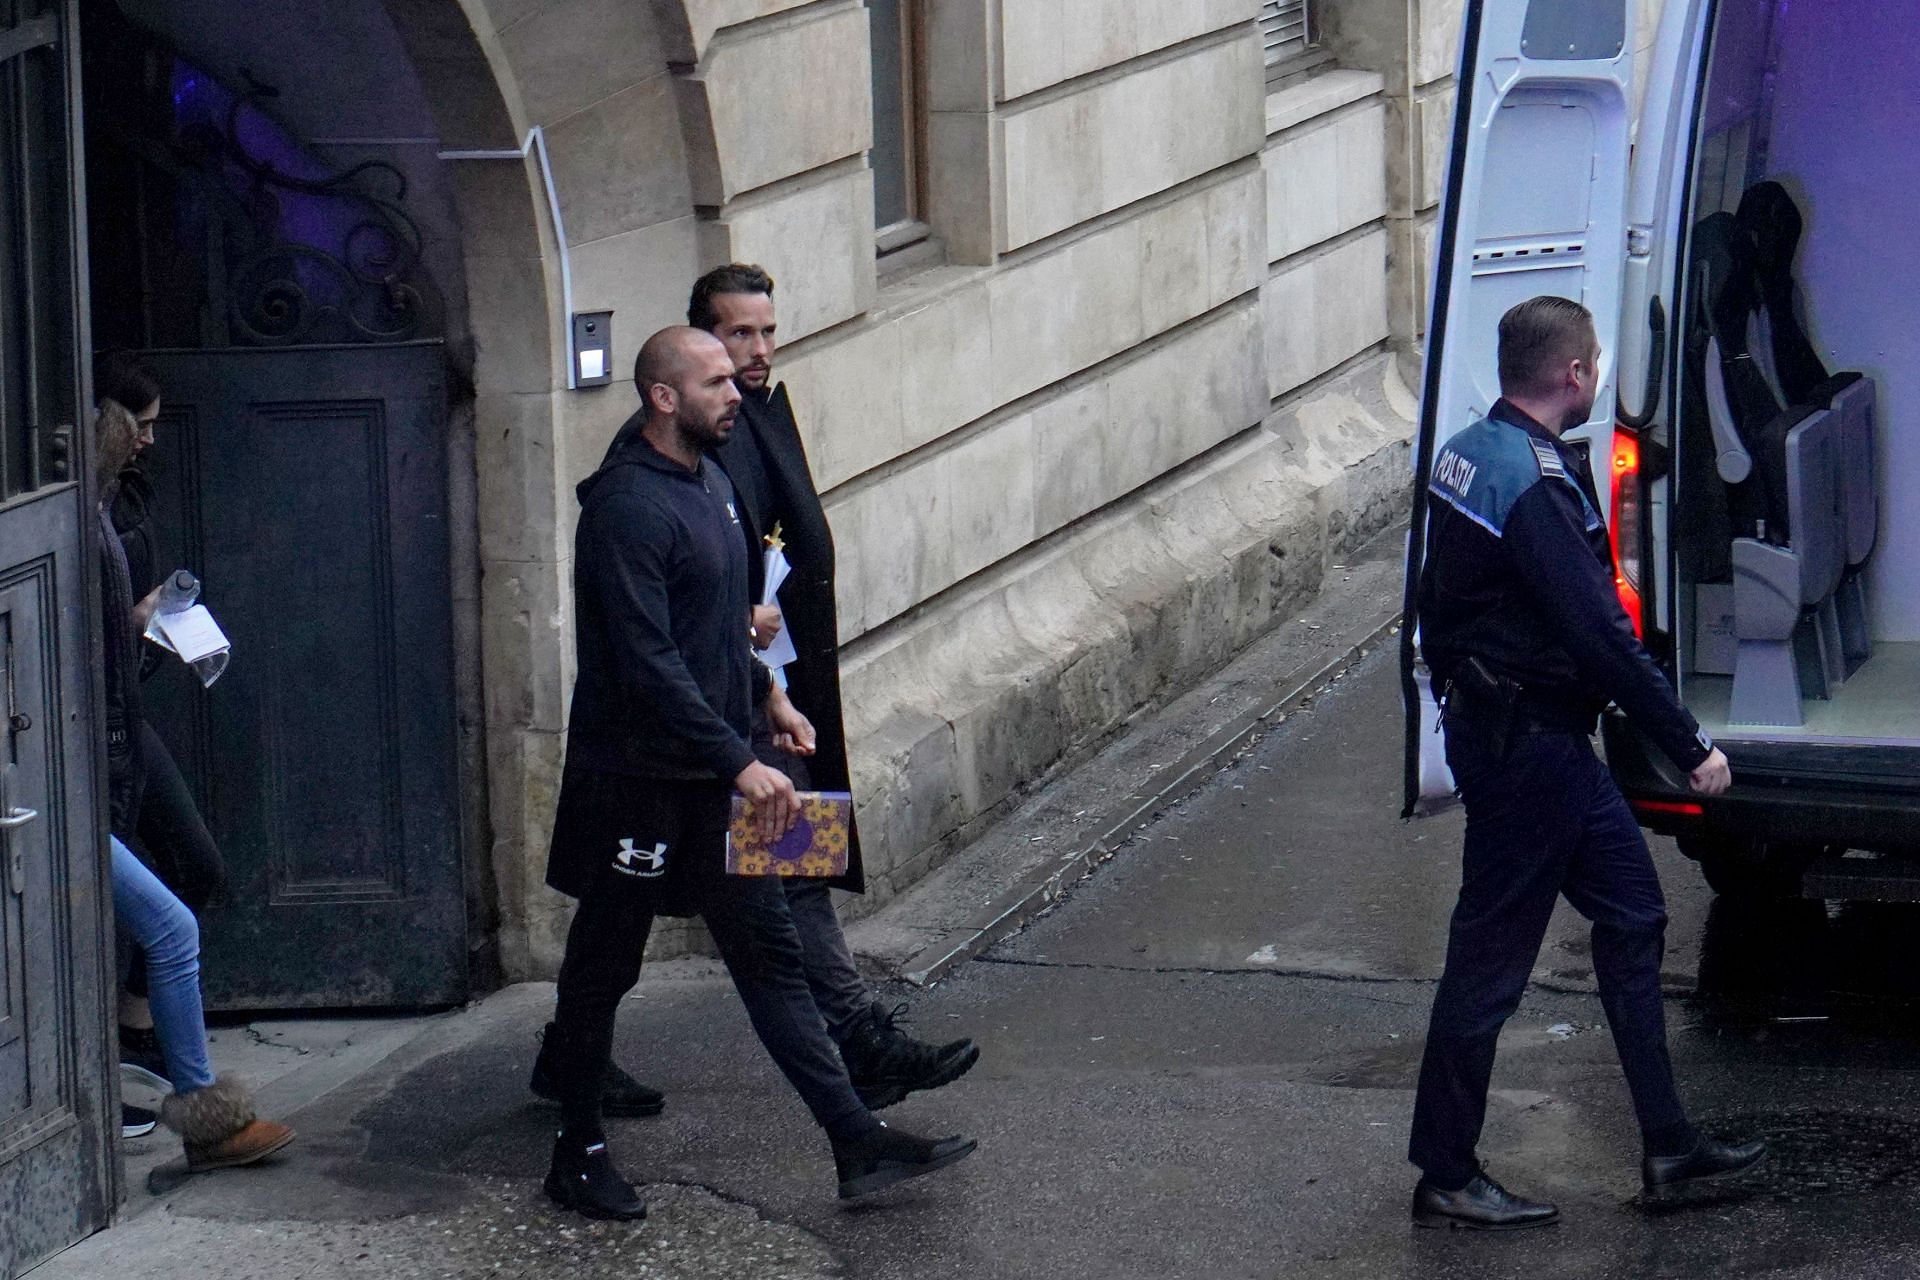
[355,646,1920,1279]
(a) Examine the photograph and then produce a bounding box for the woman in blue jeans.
[96,398,294,1171]
[94,358,230,1080]
[112,833,294,1169]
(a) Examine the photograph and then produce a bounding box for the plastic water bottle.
[150,569,229,689]
[154,569,200,615]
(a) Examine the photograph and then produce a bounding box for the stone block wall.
[431,0,1463,976]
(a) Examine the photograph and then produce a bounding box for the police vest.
[1428,416,1602,539]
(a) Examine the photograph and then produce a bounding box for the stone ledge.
[1266,67,1386,136]
[838,349,1415,914]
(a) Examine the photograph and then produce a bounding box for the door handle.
[0,762,31,894]
[1,807,25,894]
[1617,295,1667,430]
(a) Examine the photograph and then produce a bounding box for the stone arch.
[384,0,711,976]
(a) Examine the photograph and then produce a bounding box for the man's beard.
[679,407,734,451]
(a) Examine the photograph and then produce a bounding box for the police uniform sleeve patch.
[1526,435,1605,529]
[1528,437,1567,481]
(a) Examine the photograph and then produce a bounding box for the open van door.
[1400,0,1637,815]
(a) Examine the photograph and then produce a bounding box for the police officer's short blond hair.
[1497,296,1597,399]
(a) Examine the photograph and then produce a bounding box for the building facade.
[79,0,1662,988]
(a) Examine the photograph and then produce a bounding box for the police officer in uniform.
[1408,296,1765,1229]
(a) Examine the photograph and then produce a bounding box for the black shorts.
[546,770,731,917]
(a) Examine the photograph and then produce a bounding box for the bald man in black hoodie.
[535,327,974,1220]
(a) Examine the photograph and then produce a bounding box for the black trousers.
[122,721,226,1002]
[1408,719,1691,1186]
[132,721,226,913]
[549,782,871,1141]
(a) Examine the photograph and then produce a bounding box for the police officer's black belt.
[1443,681,1598,736]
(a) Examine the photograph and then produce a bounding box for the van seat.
[1738,181,1877,675]
[1816,373,1877,669]
[1729,405,1845,726]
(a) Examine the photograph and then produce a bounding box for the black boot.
[530,1022,665,1118]
[840,1004,979,1111]
[544,1135,648,1220]
[1411,1172,1559,1230]
[831,1121,977,1200]
[120,1025,170,1091]
[1642,1135,1768,1197]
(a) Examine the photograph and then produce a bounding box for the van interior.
[1661,0,1918,746]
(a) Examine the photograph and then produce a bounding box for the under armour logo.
[612,838,668,877]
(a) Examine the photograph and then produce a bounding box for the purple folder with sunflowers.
[726,791,853,877]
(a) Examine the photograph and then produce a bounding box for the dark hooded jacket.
[598,384,865,891]
[561,426,764,785]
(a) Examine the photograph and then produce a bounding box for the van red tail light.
[1609,427,1644,637]
[1631,798,1704,819]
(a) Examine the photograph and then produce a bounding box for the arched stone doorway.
[76,0,568,1007]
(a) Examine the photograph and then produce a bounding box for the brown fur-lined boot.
[159,1075,296,1172]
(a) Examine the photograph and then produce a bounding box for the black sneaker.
[121,1104,158,1139]
[842,1004,980,1111]
[831,1121,977,1199]
[530,1022,666,1118]
[120,1026,169,1091]
[543,1137,648,1221]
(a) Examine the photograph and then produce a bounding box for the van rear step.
[1801,854,1920,903]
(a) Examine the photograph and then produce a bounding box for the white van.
[1401,0,1920,897]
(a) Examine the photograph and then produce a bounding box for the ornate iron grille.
[85,18,442,351]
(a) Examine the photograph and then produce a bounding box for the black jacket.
[562,429,763,784]
[714,384,865,893]
[599,385,866,892]
[1418,399,1713,772]
[111,465,168,682]
[111,465,158,600]
[98,494,146,835]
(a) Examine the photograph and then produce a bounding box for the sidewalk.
[42,982,842,1280]
[36,528,1405,1280]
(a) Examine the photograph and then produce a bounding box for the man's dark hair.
[95,354,163,415]
[687,263,775,332]
[1497,296,1596,398]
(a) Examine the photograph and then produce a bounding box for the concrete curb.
[899,610,1404,986]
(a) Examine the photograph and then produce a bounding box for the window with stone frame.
[869,0,935,268]
[1262,0,1333,83]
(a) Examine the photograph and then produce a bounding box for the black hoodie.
[565,422,763,783]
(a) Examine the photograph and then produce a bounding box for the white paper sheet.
[148,605,230,664]
[756,545,798,671]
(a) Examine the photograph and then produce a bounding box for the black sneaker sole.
[529,1077,666,1118]
[838,1138,978,1200]
[543,1171,649,1221]
[853,1042,981,1112]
